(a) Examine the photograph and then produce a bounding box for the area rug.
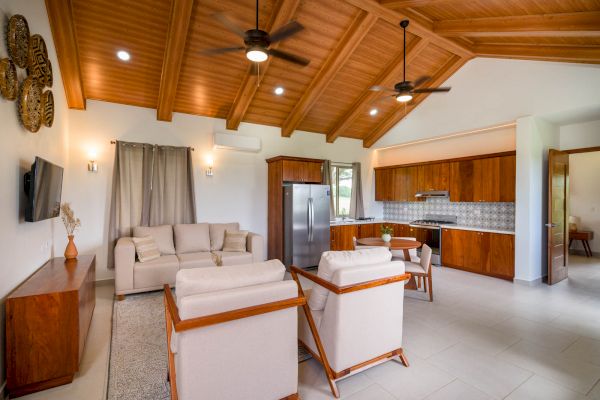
[107,289,311,400]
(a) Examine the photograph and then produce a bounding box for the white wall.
[514,116,559,283]
[66,100,379,281]
[569,152,600,254]
[0,0,70,388]
[375,125,515,166]
[374,58,600,148]
[560,119,600,150]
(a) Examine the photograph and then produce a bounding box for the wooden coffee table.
[356,237,422,290]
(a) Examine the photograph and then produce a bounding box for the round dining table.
[356,237,421,261]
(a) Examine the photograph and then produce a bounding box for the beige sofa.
[115,223,264,296]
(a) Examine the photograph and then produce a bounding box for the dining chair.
[402,244,433,302]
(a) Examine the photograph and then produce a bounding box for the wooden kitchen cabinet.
[417,162,449,192]
[442,228,514,280]
[449,159,481,202]
[330,225,357,251]
[357,223,375,238]
[394,224,410,237]
[375,168,395,201]
[282,159,322,183]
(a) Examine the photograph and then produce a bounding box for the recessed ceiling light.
[274,86,284,96]
[117,50,131,61]
[369,108,378,116]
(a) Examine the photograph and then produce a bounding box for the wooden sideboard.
[5,256,96,397]
[374,151,516,203]
[266,156,324,261]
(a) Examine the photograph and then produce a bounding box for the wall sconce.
[88,160,98,172]
[205,155,214,177]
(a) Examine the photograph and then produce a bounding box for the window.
[331,164,353,217]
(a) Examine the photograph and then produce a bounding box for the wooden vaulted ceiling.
[45,0,600,147]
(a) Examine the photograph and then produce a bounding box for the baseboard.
[514,276,543,286]
[569,249,600,258]
[95,278,115,287]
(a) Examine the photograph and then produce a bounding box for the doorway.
[547,146,600,286]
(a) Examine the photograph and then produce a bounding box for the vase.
[382,233,391,243]
[64,235,78,260]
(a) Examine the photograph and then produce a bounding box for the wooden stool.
[569,231,594,257]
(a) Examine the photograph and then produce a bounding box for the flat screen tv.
[24,157,64,222]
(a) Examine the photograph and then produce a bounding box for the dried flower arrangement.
[60,203,81,236]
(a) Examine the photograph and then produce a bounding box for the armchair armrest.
[290,266,410,295]
[247,232,264,262]
[115,237,136,294]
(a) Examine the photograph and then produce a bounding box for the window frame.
[331,164,353,217]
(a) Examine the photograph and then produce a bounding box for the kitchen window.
[331,164,353,217]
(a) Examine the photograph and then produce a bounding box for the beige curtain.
[108,142,154,267]
[349,162,365,219]
[149,146,196,226]
[108,141,195,268]
[322,160,335,219]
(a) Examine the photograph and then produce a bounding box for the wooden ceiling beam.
[473,44,600,64]
[280,10,378,137]
[326,37,429,143]
[363,54,470,148]
[157,0,194,121]
[345,0,473,58]
[435,12,600,37]
[380,0,455,9]
[45,0,86,109]
[226,0,302,130]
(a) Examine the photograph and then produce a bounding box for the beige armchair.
[291,248,411,398]
[164,260,304,400]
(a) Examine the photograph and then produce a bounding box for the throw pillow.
[132,236,161,263]
[222,230,248,252]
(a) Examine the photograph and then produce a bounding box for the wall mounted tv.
[24,157,64,222]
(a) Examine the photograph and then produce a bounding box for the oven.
[408,224,442,265]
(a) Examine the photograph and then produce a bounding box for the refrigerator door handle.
[309,197,314,242]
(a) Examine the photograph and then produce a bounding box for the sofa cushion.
[134,255,179,289]
[209,223,240,251]
[222,230,248,252]
[177,252,216,269]
[176,259,285,299]
[212,250,253,266]
[174,223,210,254]
[131,236,161,263]
[133,225,175,255]
[308,247,392,311]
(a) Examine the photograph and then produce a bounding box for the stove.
[407,215,457,266]
[409,214,457,229]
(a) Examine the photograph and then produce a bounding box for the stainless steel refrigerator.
[283,184,331,269]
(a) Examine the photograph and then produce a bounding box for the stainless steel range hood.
[414,190,449,198]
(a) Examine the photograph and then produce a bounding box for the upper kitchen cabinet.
[450,154,516,203]
[281,159,323,183]
[375,168,395,201]
[375,166,418,202]
[417,162,449,193]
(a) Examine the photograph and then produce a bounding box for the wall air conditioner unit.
[213,132,261,153]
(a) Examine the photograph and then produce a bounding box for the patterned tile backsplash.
[383,197,515,230]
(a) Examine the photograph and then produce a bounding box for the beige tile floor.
[16,255,600,400]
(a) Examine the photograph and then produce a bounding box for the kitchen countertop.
[329,219,514,235]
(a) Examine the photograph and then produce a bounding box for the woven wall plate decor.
[0,58,18,100]
[41,90,54,127]
[19,76,43,132]
[28,34,53,87]
[7,15,30,68]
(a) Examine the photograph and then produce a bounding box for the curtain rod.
[110,140,194,151]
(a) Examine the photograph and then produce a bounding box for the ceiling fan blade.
[269,49,310,66]
[372,95,396,104]
[269,21,304,43]
[412,75,431,88]
[212,12,248,38]
[369,85,397,93]
[200,46,245,55]
[412,87,451,93]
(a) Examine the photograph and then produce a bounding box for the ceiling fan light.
[246,47,268,62]
[396,93,412,103]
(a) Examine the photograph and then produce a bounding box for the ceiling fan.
[201,0,310,68]
[370,20,451,103]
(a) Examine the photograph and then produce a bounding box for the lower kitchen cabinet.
[442,228,514,280]
[330,225,357,251]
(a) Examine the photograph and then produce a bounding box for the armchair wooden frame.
[163,284,305,400]
[290,266,411,398]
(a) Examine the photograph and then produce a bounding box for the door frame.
[564,146,600,155]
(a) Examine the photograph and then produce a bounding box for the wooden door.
[547,149,569,285]
[418,163,449,192]
[392,168,404,201]
[450,160,479,202]
[375,169,394,201]
[357,223,375,238]
[480,157,500,202]
[489,233,515,279]
[282,160,303,182]
[499,155,516,202]
[330,225,357,250]
[404,166,419,201]
[441,228,463,267]
[304,162,323,183]
[394,224,409,237]
[462,230,488,273]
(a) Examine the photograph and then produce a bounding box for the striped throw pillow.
[132,236,161,263]
[222,230,248,252]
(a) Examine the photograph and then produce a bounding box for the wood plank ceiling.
[46,0,600,147]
